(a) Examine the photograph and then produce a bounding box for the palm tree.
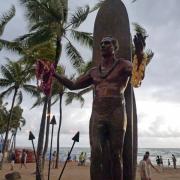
[15,0,93,70]
[9,105,26,151]
[0,60,39,168]
[13,1,94,178]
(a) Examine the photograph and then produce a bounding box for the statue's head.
[100,36,119,57]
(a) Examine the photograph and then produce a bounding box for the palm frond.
[15,28,54,47]
[0,5,15,36]
[0,86,15,98]
[51,94,59,106]
[65,91,85,107]
[78,60,93,75]
[0,39,23,54]
[19,0,64,25]
[65,41,84,71]
[31,95,46,109]
[70,30,93,49]
[0,64,15,83]
[78,86,93,96]
[0,78,12,87]
[68,5,90,29]
[90,0,105,13]
[22,84,40,97]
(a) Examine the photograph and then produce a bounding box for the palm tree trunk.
[13,129,17,151]
[55,35,62,65]
[9,132,14,150]
[42,98,51,169]
[0,88,18,169]
[36,96,48,180]
[55,94,63,168]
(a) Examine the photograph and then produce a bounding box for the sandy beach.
[1,161,180,180]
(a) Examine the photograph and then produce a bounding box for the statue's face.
[100,37,115,57]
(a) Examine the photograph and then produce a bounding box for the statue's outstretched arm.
[53,71,93,90]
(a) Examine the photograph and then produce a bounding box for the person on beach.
[52,151,56,168]
[78,152,84,166]
[82,152,87,166]
[145,151,159,179]
[10,151,16,170]
[172,154,177,169]
[139,154,150,180]
[156,156,160,167]
[168,159,170,167]
[20,149,27,169]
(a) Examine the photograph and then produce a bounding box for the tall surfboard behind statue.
[92,0,137,179]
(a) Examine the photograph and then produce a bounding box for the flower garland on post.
[131,53,148,88]
[36,60,55,96]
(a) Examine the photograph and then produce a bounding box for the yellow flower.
[131,53,148,88]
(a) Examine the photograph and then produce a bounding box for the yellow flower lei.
[131,53,148,88]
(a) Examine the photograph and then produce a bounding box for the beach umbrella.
[58,131,80,180]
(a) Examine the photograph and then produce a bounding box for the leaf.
[0,64,15,83]
[0,86,15,98]
[90,0,105,13]
[65,91,85,107]
[31,95,46,109]
[22,84,40,97]
[68,5,90,29]
[65,41,84,71]
[0,39,23,54]
[70,30,93,49]
[0,5,15,36]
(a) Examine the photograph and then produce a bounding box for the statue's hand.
[133,32,146,56]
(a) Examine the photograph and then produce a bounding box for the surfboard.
[92,0,137,179]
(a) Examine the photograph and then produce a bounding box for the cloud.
[1,0,180,148]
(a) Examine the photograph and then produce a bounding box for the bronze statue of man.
[53,36,143,180]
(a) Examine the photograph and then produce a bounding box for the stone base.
[5,171,21,180]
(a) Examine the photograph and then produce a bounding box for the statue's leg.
[89,112,103,180]
[108,105,127,180]
[99,122,112,180]
[109,128,125,180]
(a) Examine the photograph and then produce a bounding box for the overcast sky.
[0,0,180,148]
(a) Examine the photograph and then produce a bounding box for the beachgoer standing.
[156,156,160,167]
[83,152,87,166]
[20,149,27,169]
[10,151,16,170]
[139,154,149,180]
[145,151,159,179]
[168,159,170,167]
[172,154,177,169]
[78,152,84,166]
[52,151,56,168]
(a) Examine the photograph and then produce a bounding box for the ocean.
[48,147,180,167]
